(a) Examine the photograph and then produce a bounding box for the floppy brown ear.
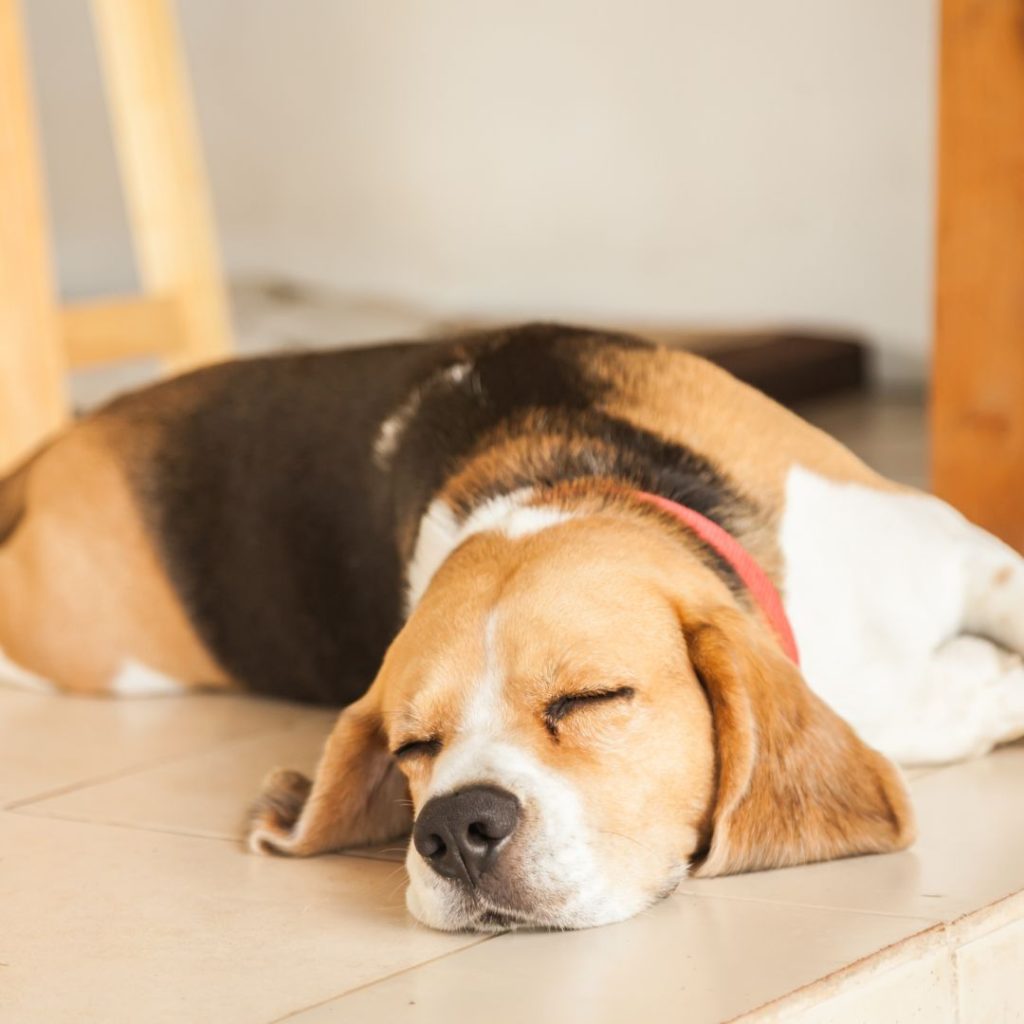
[247,692,411,856]
[686,608,915,877]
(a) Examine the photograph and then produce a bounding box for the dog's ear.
[247,691,410,856]
[683,607,915,877]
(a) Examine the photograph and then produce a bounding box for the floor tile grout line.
[263,909,961,1024]
[11,797,1017,932]
[2,808,243,845]
[6,804,411,860]
[745,897,1024,1024]
[950,928,964,1024]
[673,886,948,925]
[3,800,990,929]
[264,935,499,1024]
[1,801,965,931]
[2,715,319,812]
[6,806,416,866]
[726,922,954,1023]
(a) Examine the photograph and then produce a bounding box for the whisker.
[598,828,654,854]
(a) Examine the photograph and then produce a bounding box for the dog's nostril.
[420,833,446,860]
[467,821,491,843]
[468,811,515,845]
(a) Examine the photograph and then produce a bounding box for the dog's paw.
[246,768,313,855]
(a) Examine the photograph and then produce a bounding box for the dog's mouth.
[470,906,538,932]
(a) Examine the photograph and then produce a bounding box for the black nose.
[413,786,520,886]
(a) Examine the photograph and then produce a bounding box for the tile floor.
[3,386,1023,1023]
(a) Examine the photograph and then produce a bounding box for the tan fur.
[0,422,230,694]
[397,520,720,888]
[683,608,915,877]
[587,345,900,579]
[249,506,911,915]
[0,330,917,924]
[592,345,889,496]
[249,689,411,855]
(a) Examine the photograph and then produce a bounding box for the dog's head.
[248,512,914,931]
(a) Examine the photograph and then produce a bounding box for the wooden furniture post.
[89,0,232,372]
[0,0,69,470]
[932,0,1024,550]
[0,0,232,476]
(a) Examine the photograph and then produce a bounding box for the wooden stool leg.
[0,0,69,473]
[90,0,232,372]
[932,0,1024,551]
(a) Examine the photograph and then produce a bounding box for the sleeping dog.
[2,323,1024,932]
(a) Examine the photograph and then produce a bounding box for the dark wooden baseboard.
[444,319,870,408]
[684,331,868,406]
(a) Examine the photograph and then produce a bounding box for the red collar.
[636,492,800,664]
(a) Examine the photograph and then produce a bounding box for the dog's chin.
[404,849,686,933]
[467,907,539,933]
[405,880,673,934]
[405,885,543,933]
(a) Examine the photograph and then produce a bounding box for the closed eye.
[392,737,443,761]
[544,686,636,737]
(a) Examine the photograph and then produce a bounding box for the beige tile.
[678,740,1024,922]
[750,935,955,1023]
[0,811,482,1024]
[954,897,1024,1024]
[0,685,319,807]
[948,887,1024,946]
[955,921,1024,1024]
[15,707,409,862]
[283,895,934,1024]
[18,709,337,838]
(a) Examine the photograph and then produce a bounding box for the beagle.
[3,323,1024,932]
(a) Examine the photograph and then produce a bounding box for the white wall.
[26,0,937,381]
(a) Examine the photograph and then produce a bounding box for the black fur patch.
[441,408,753,591]
[113,340,458,704]
[110,323,755,704]
[387,322,634,535]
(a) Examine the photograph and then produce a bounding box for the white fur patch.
[781,465,1024,763]
[866,636,1024,764]
[405,490,574,612]
[109,659,185,697]
[453,613,507,737]
[372,361,473,470]
[373,390,424,469]
[0,645,54,694]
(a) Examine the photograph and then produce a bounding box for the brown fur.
[683,609,915,876]
[0,423,230,694]
[0,450,38,548]
[588,344,900,579]
[249,689,411,855]
[248,508,912,908]
[0,326,915,921]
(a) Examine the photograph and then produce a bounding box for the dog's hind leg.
[858,636,1024,765]
[0,424,232,697]
[868,515,1024,764]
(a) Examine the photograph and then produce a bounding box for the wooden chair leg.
[932,0,1024,551]
[90,0,232,372]
[0,0,69,473]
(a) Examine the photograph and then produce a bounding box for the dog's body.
[3,323,1024,930]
